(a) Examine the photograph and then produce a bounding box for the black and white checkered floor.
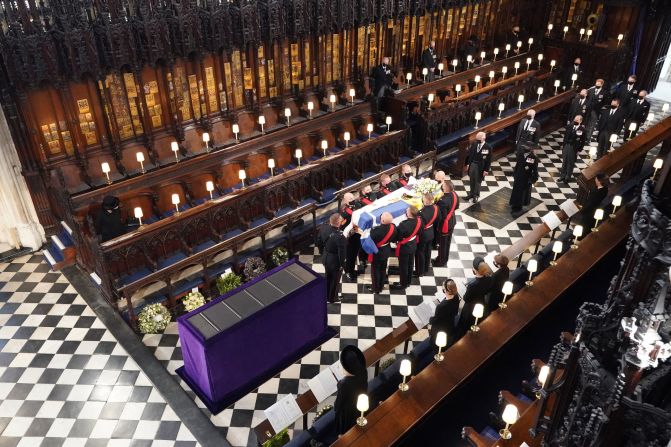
[0,102,664,447]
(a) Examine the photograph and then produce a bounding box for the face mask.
[628,81,635,85]
[575,63,580,66]
[595,85,602,89]
[611,104,618,109]
[580,94,586,99]
[639,96,645,100]
[527,115,533,120]
[574,121,580,125]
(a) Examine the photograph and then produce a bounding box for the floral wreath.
[137,303,171,334]
[244,256,267,281]
[183,291,206,313]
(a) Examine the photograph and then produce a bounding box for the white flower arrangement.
[137,303,171,334]
[412,178,440,196]
[183,291,206,313]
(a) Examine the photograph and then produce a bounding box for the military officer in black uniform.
[585,79,609,142]
[366,212,397,294]
[372,56,395,98]
[358,184,376,206]
[465,132,492,203]
[391,206,423,290]
[515,109,541,162]
[623,90,651,142]
[316,213,347,303]
[567,89,590,126]
[391,164,414,189]
[616,74,640,113]
[596,98,626,158]
[421,40,438,82]
[559,114,587,183]
[415,193,439,277]
[509,145,539,216]
[433,180,459,267]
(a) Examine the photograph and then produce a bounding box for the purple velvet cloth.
[177,260,328,410]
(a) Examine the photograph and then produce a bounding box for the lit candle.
[501,66,508,79]
[652,158,664,180]
[537,53,543,69]
[422,67,428,82]
[617,33,624,47]
[455,83,462,97]
[268,158,275,177]
[493,47,499,61]
[514,61,520,75]
[171,141,180,163]
[518,94,524,110]
[307,101,314,119]
[572,225,583,249]
[171,193,180,215]
[500,404,519,440]
[587,29,593,39]
[550,59,556,72]
[239,169,247,187]
[474,75,481,91]
[285,107,291,127]
[480,51,486,65]
[134,207,143,226]
[516,40,522,51]
[295,149,302,167]
[427,93,434,108]
[136,152,145,174]
[232,123,240,142]
[258,115,266,134]
[505,43,511,57]
[466,54,473,69]
[554,79,561,95]
[202,132,210,152]
[571,73,578,88]
[434,331,447,362]
[579,28,585,40]
[497,102,505,119]
[399,359,412,391]
[367,123,374,139]
[499,281,514,308]
[525,57,532,71]
[538,365,550,390]
[356,394,369,427]
[321,139,328,156]
[343,131,351,148]
[563,25,569,39]
[474,111,481,129]
[330,94,337,111]
[527,37,533,52]
[489,70,495,81]
[471,303,484,332]
[101,162,111,185]
[537,87,544,102]
[349,88,356,104]
[452,59,458,71]
[550,241,563,266]
[628,122,637,138]
[206,180,214,200]
[385,116,392,132]
[593,208,604,232]
[438,62,444,76]
[526,259,538,286]
[406,72,412,85]
[610,195,622,218]
[547,23,553,36]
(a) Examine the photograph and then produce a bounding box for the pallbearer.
[391,206,422,291]
[433,180,459,267]
[358,184,376,206]
[340,193,363,281]
[316,213,347,303]
[392,164,414,188]
[365,212,397,294]
[415,193,439,277]
[509,145,539,216]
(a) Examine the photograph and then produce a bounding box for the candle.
[438,62,444,76]
[307,101,314,119]
[514,61,520,75]
[571,73,578,87]
[295,149,302,160]
[493,47,499,61]
[474,75,481,91]
[136,152,145,173]
[652,158,664,180]
[527,37,533,51]
[202,132,210,152]
[537,53,543,69]
[206,180,214,199]
[480,51,486,64]
[422,67,428,81]
[367,123,374,139]
[101,162,111,185]
[474,111,481,129]
[232,123,240,141]
[501,66,508,79]
[171,141,180,163]
[406,72,412,85]
[525,57,532,71]
[563,25,569,39]
[259,115,265,134]
[547,23,553,34]
[617,33,624,46]
[349,88,356,104]
[455,83,461,97]
[239,169,246,187]
[550,59,556,71]
[505,43,511,57]
[321,139,328,156]
[427,93,434,108]
[497,102,505,119]
[134,207,143,226]
[488,70,495,80]
[330,94,337,111]
[518,94,524,110]
[554,79,561,95]
[537,87,543,102]
[284,107,291,126]
[171,193,180,215]
[268,158,275,176]
[452,59,458,71]
[385,116,392,132]
[579,28,585,40]
[587,29,593,38]
[343,131,351,148]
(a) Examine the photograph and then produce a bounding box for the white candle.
[385,116,392,132]
[206,180,214,199]
[488,70,495,80]
[330,94,337,111]
[134,207,143,226]
[101,162,110,184]
[406,72,412,84]
[349,88,356,103]
[307,101,314,118]
[238,169,246,180]
[493,47,499,61]
[422,67,428,81]
[537,87,544,102]
[171,193,180,205]
[171,141,180,162]
[267,158,275,177]
[514,61,520,75]
[202,132,210,151]
[343,131,351,147]
[232,123,240,141]
[367,123,374,138]
[285,107,291,126]
[617,33,624,46]
[259,115,265,133]
[518,94,524,110]
[136,152,145,173]
[296,149,302,167]
[438,62,444,75]
[563,25,569,39]
[427,93,434,108]
[550,59,556,71]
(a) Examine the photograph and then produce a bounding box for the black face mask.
[574,121,580,125]
[580,94,586,99]
[611,105,618,109]
[639,96,645,100]
[628,81,635,85]
[595,85,602,89]
[527,115,533,120]
[574,63,580,67]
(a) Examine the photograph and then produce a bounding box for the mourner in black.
[460,35,479,69]
[509,25,526,50]
[509,145,539,215]
[429,279,460,347]
[334,345,368,436]
[421,40,438,82]
[366,212,397,294]
[377,174,396,197]
[567,89,590,126]
[456,258,493,338]
[316,213,347,303]
[585,79,609,141]
[515,109,541,161]
[562,57,583,89]
[623,90,651,142]
[465,132,492,203]
[340,193,364,280]
[597,98,626,158]
[616,74,639,112]
[94,196,126,242]
[391,206,422,290]
[433,180,459,267]
[559,115,587,183]
[487,254,510,314]
[415,193,439,277]
[372,56,395,98]
[578,172,609,235]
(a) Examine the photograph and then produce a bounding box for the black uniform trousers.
[345,234,364,275]
[468,163,483,199]
[398,244,417,288]
[370,251,390,293]
[434,229,454,266]
[415,239,432,276]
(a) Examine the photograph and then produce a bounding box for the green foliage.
[216,272,242,296]
[271,247,289,267]
[261,428,290,447]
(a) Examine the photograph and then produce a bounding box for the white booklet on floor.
[409,300,436,329]
[308,368,339,403]
[264,394,303,433]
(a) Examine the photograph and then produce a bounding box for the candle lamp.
[579,28,585,40]
[525,57,532,72]
[474,111,481,129]
[617,33,624,47]
[498,102,505,119]
[628,122,637,139]
[406,72,412,86]
[550,59,556,71]
[610,195,622,218]
[537,53,543,69]
[474,75,480,91]
[514,61,520,76]
[134,207,143,227]
[527,37,533,52]
[258,115,266,134]
[232,123,240,142]
[563,26,569,39]
[206,180,214,200]
[385,116,392,132]
[493,47,499,60]
[367,123,374,139]
[356,394,369,427]
[554,79,561,95]
[136,152,145,174]
[422,67,428,82]
[101,162,111,185]
[285,108,291,127]
[572,225,583,250]
[470,303,484,332]
[343,132,351,148]
[466,54,472,69]
[434,331,447,362]
[547,23,553,36]
[609,133,617,152]
[239,169,247,187]
[587,29,593,40]
[488,70,495,82]
[171,193,180,215]
[499,281,514,309]
[526,259,538,286]
[652,158,663,180]
[571,73,578,88]
[438,62,444,76]
[455,83,461,97]
[505,43,511,58]
[427,93,434,108]
[536,365,550,398]
[307,101,314,119]
[268,158,275,177]
[171,141,180,163]
[399,359,411,391]
[592,208,604,232]
[537,87,543,102]
[321,140,328,157]
[480,51,486,65]
[452,59,458,72]
[647,112,655,123]
[295,149,303,167]
[349,88,356,105]
[501,66,508,79]
[202,132,210,152]
[663,103,670,114]
[330,94,337,111]
[499,404,519,440]
[550,241,563,266]
[517,94,524,110]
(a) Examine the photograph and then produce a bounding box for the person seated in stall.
[578,172,609,236]
[456,257,493,338]
[358,184,376,206]
[377,174,396,197]
[334,345,368,436]
[391,164,415,189]
[486,254,510,314]
[429,279,461,348]
[94,195,126,242]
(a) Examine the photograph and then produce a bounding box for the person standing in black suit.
[509,25,526,50]
[567,89,590,126]
[509,145,539,215]
[486,254,510,314]
[623,90,651,142]
[465,132,492,203]
[562,57,583,89]
[94,196,126,242]
[578,173,609,235]
[559,115,587,183]
[366,212,396,294]
[456,258,493,338]
[616,74,640,113]
[596,98,625,158]
[585,79,609,142]
[460,35,479,69]
[372,56,395,98]
[433,180,459,267]
[316,213,347,303]
[334,345,368,436]
[421,40,437,82]
[391,206,422,290]
[515,109,541,161]
[340,193,363,280]
[415,193,439,277]
[429,279,460,347]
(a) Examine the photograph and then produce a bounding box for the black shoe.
[465,194,472,200]
[390,282,406,290]
[345,273,357,281]
[365,285,381,294]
